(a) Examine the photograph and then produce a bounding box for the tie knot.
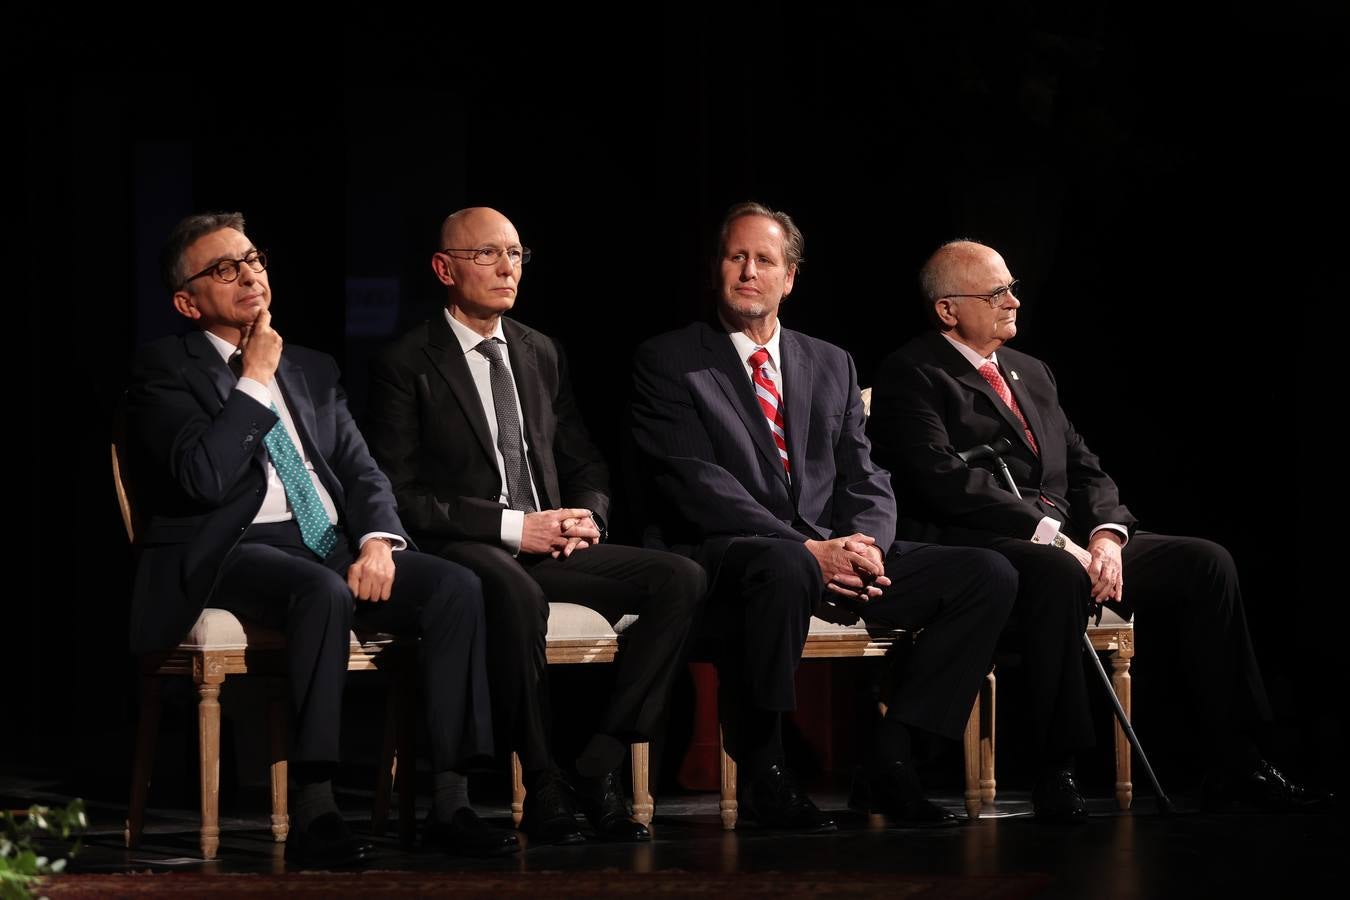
[748,347,770,369]
[227,351,243,378]
[475,339,504,364]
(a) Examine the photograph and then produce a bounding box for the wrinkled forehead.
[184,227,252,268]
[724,215,786,258]
[444,211,521,248]
[948,246,1010,289]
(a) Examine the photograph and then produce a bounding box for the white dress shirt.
[443,310,541,553]
[206,331,404,551]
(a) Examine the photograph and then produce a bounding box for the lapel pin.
[1010,370,1020,381]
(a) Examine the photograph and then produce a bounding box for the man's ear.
[933,299,959,328]
[431,252,456,287]
[173,290,201,321]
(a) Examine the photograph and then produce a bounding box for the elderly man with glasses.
[866,239,1332,818]
[365,207,703,846]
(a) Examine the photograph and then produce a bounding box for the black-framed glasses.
[439,246,532,267]
[181,249,269,289]
[941,279,1020,309]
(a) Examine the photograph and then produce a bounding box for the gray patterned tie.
[474,339,536,513]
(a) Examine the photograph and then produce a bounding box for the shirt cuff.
[359,532,407,551]
[1028,517,1063,546]
[235,377,272,407]
[1089,524,1130,547]
[501,509,525,555]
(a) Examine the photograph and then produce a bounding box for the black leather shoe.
[284,812,374,868]
[425,807,520,857]
[570,770,651,842]
[519,770,586,845]
[850,762,959,827]
[1200,759,1336,813]
[1032,769,1089,823]
[747,763,836,833]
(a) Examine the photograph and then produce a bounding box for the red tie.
[979,362,1039,456]
[748,347,790,474]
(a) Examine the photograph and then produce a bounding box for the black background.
[11,3,1342,798]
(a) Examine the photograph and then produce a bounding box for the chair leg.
[266,679,289,843]
[980,669,997,806]
[719,724,737,831]
[963,693,981,819]
[196,675,223,860]
[1108,650,1134,810]
[511,752,525,827]
[395,664,418,847]
[631,742,653,826]
[372,693,397,835]
[125,674,161,848]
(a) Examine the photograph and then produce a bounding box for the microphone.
[957,437,1013,463]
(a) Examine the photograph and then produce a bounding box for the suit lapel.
[779,329,812,501]
[927,332,1033,451]
[504,321,556,510]
[504,322,547,465]
[184,330,235,407]
[425,315,497,466]
[701,323,789,489]
[999,356,1047,455]
[274,355,319,452]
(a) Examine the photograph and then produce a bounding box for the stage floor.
[4,775,1340,898]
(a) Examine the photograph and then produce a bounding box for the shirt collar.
[941,331,999,370]
[444,308,507,356]
[203,330,239,363]
[726,321,783,373]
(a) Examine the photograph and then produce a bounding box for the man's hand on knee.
[348,538,396,602]
[806,534,891,602]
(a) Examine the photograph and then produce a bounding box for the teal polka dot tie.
[263,405,339,558]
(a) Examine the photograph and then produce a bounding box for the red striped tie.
[748,347,790,474]
[978,362,1039,455]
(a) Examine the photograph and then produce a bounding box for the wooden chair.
[855,387,1138,816]
[507,603,653,827]
[114,440,417,859]
[714,616,993,829]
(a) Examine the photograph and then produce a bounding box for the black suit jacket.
[867,329,1136,544]
[126,330,408,654]
[631,320,895,562]
[365,314,609,548]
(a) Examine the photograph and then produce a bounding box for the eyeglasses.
[439,246,532,267]
[941,279,1020,309]
[181,249,269,289]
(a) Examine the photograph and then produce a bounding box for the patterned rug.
[41,870,1051,898]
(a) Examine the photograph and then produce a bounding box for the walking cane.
[959,439,1176,814]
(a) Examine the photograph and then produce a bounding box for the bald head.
[432,207,527,334]
[440,206,514,250]
[919,240,1004,304]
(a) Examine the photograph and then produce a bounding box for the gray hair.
[162,211,247,291]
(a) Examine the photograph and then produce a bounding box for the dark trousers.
[941,529,1271,758]
[211,520,493,771]
[434,541,704,773]
[701,537,1016,745]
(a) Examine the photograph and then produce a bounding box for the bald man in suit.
[366,207,703,845]
[867,239,1330,816]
